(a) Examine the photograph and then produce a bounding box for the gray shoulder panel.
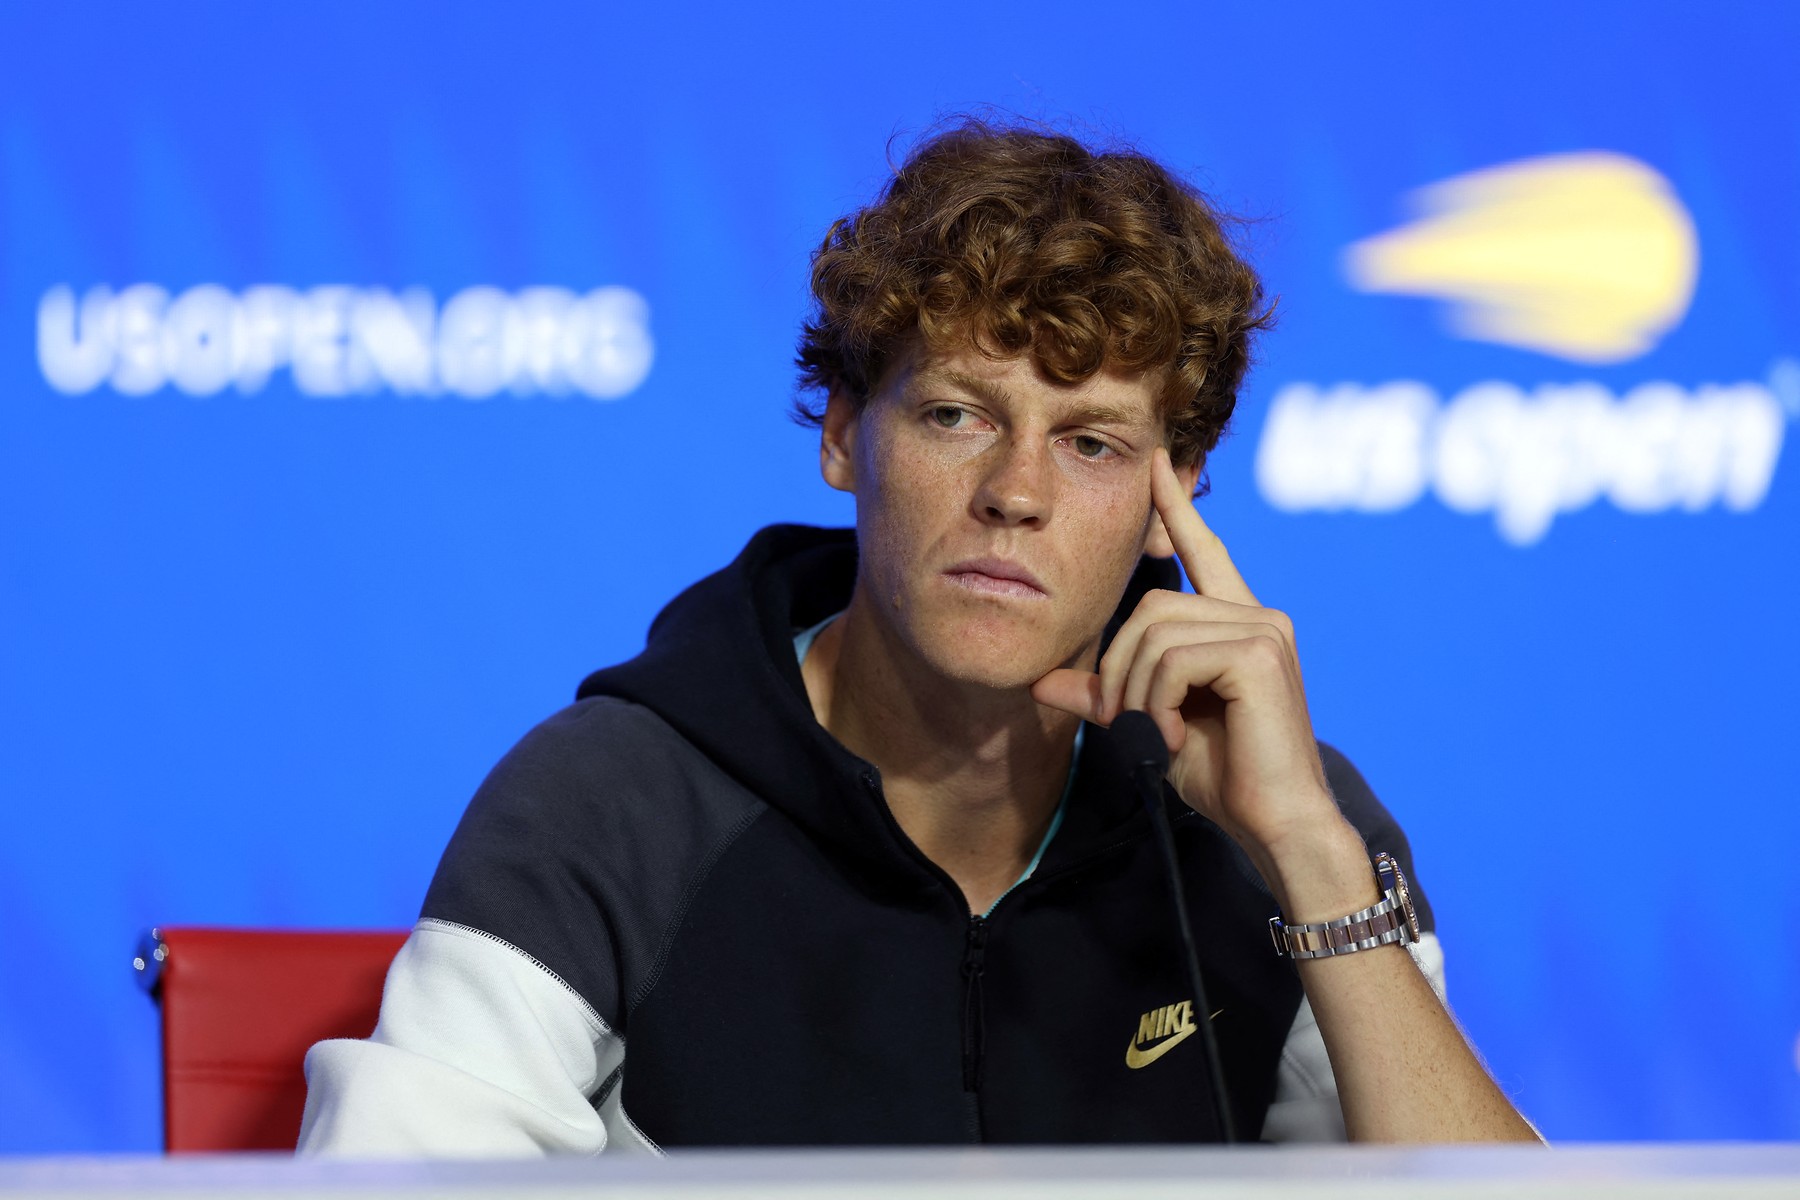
[1317,740,1436,934]
[422,696,768,1031]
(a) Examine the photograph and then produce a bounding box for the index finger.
[1151,446,1260,607]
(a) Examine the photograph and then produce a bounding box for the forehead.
[889,342,1162,428]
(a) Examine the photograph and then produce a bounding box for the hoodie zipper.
[960,914,989,1097]
[860,765,1137,1140]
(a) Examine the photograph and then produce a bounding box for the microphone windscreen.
[1111,710,1169,776]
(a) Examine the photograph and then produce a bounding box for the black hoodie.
[421,524,1431,1146]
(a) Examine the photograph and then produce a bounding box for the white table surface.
[3,1143,1798,1200]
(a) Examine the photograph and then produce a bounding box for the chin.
[910,609,1077,693]
[930,649,1047,693]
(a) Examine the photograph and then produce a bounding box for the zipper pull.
[960,916,989,1094]
[962,916,988,977]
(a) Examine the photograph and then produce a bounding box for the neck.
[801,590,1085,915]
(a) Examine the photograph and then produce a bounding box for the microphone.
[1111,710,1238,1144]
[1111,708,1171,802]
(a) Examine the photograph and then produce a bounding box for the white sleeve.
[297,918,658,1158]
[1259,931,1447,1143]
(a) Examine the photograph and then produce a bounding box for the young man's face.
[821,340,1197,692]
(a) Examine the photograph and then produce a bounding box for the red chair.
[135,926,409,1152]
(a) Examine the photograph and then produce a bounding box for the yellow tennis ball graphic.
[1343,153,1699,364]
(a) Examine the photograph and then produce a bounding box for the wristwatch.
[1268,851,1422,959]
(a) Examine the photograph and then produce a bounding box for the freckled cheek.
[854,441,970,602]
[863,442,968,531]
[1061,491,1153,611]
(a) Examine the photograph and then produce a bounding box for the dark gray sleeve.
[422,697,766,1031]
[1317,741,1436,935]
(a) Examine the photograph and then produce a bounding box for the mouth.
[942,557,1049,600]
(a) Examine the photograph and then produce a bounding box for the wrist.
[1247,816,1378,924]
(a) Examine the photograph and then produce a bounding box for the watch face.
[1378,852,1424,944]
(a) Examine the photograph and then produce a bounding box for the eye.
[1071,435,1114,459]
[929,405,968,429]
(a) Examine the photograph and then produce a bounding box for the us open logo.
[1254,152,1792,546]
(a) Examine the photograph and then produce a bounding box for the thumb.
[1031,668,1107,723]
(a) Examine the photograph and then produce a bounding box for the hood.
[577,524,1181,884]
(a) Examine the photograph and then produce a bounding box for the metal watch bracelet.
[1268,851,1420,960]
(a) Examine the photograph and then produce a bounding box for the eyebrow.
[911,368,1152,431]
[912,368,1012,410]
[1063,400,1150,429]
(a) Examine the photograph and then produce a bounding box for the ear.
[1143,455,1202,558]
[820,389,860,494]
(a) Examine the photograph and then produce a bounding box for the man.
[299,120,1538,1153]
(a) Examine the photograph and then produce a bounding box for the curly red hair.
[794,118,1276,477]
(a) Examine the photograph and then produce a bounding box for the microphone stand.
[1111,710,1238,1144]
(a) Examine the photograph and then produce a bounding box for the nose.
[971,435,1053,528]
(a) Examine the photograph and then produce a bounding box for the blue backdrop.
[3,1,1796,1151]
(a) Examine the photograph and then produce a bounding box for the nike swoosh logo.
[1124,1023,1195,1069]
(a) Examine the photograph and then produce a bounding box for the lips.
[942,556,1049,598]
